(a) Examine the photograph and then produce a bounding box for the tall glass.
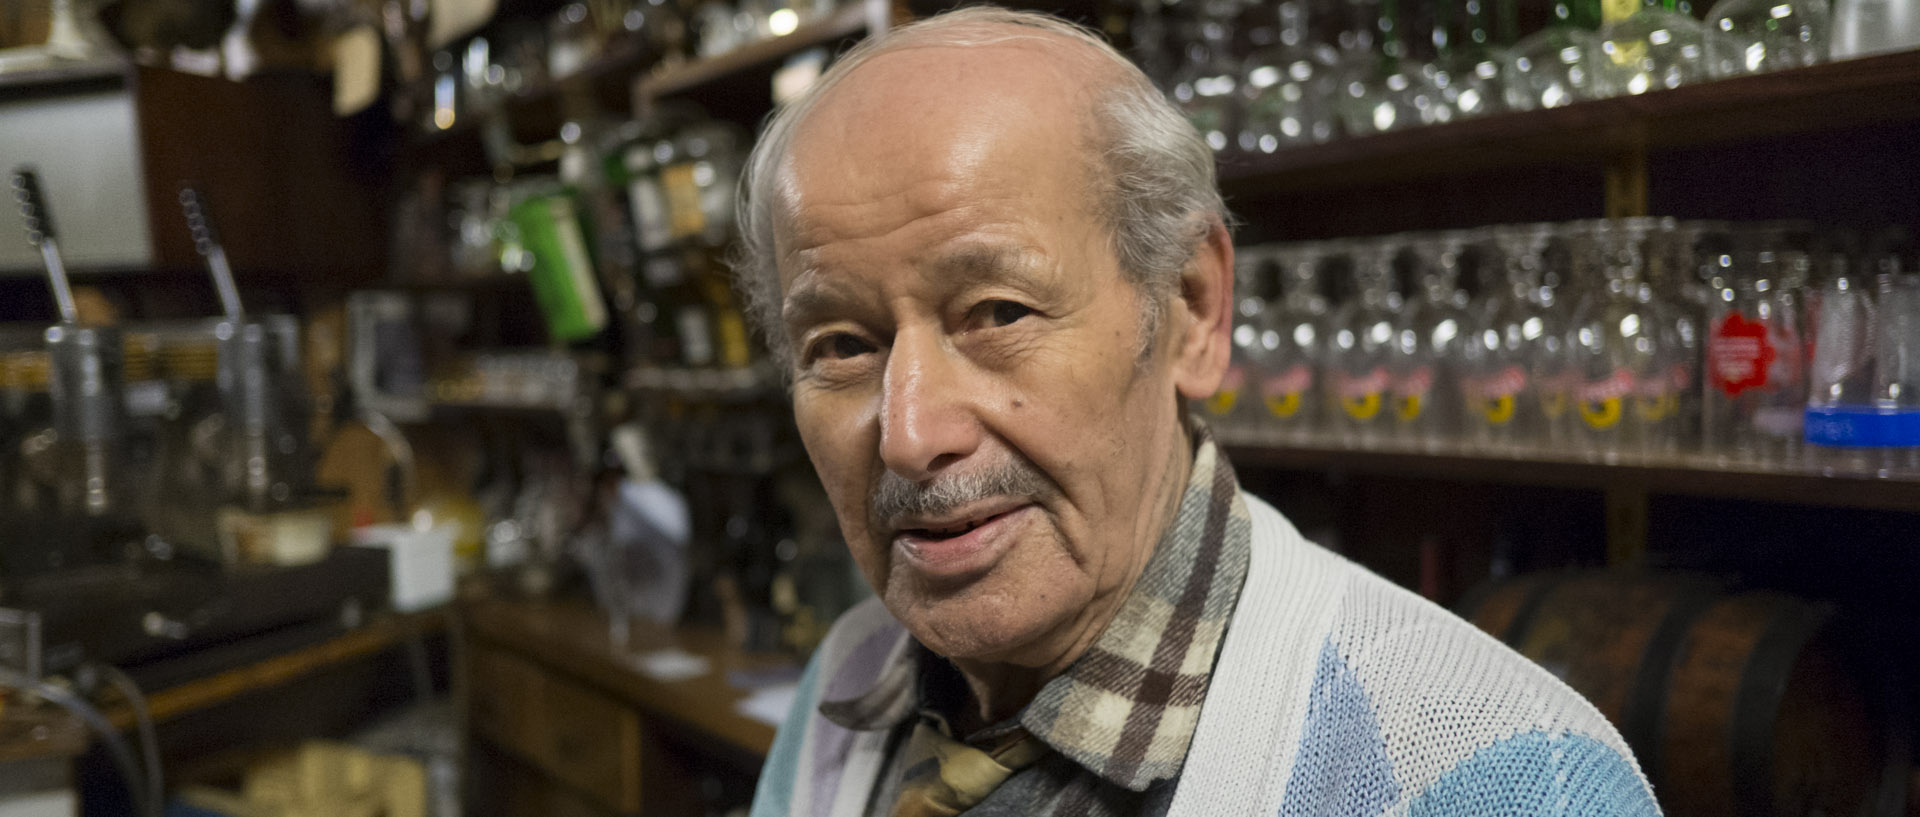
[1254,242,1332,443]
[1463,224,1555,453]
[1566,219,1681,460]
[1328,240,1400,447]
[1703,225,1811,464]
[1394,232,1472,449]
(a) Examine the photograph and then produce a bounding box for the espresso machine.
[0,169,386,689]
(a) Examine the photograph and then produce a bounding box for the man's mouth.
[892,504,1033,580]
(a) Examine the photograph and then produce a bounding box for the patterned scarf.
[823,424,1252,813]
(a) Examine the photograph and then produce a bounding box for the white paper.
[736,683,799,727]
[628,647,711,682]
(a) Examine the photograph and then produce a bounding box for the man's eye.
[811,333,874,361]
[980,300,1034,328]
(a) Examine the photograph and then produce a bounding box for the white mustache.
[869,458,1054,530]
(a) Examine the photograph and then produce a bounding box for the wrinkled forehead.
[770,42,1110,262]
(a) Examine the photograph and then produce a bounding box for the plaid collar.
[820,424,1252,792]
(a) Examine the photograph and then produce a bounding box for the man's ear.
[1171,220,1235,402]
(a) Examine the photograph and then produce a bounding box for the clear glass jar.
[1705,0,1830,74]
[1503,0,1605,110]
[1566,219,1682,460]
[1464,224,1555,454]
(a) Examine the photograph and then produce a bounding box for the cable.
[98,664,163,815]
[0,669,156,817]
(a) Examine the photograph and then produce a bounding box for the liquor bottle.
[686,245,755,370]
[509,134,611,343]
[1328,240,1400,447]
[640,250,715,368]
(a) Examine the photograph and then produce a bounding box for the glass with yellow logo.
[1566,219,1683,460]
[1328,240,1402,449]
[1258,242,1331,444]
[1464,224,1556,454]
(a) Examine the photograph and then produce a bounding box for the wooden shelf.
[1218,49,1920,197]
[634,2,871,102]
[624,362,782,401]
[1219,428,1920,513]
[100,608,451,731]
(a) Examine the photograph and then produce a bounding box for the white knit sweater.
[752,493,1662,817]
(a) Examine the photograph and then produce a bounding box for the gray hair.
[730,5,1229,368]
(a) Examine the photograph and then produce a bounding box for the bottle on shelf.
[1804,251,1920,475]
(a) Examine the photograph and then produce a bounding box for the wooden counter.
[459,594,798,817]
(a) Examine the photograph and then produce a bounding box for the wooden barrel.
[1460,571,1901,817]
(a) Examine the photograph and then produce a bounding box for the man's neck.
[946,417,1197,733]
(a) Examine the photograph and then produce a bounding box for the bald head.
[732,6,1228,370]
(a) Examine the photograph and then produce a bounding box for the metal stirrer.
[11,167,78,324]
[179,186,246,321]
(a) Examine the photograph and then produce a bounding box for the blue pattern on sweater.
[1277,640,1398,817]
[1408,730,1661,817]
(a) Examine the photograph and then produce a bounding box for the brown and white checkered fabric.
[1015,429,1251,791]
[822,423,1253,815]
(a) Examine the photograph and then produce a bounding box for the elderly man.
[731,7,1659,816]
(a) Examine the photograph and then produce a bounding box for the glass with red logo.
[1703,223,1813,464]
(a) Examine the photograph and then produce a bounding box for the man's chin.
[886,588,1078,666]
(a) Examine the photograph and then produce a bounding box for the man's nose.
[878,327,980,482]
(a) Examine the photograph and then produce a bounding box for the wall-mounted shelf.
[1218,49,1920,198]
[1217,426,1920,513]
[633,1,874,104]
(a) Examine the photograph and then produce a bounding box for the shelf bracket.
[1603,144,1649,219]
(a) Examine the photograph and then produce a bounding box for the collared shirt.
[820,424,1254,816]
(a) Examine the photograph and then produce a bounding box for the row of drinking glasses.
[1205,219,1920,475]
[1144,0,1920,154]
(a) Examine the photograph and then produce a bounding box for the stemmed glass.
[1239,0,1339,151]
[1704,0,1830,75]
[1171,0,1244,152]
[1504,0,1605,110]
[1333,0,1428,136]
[1592,0,1734,98]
